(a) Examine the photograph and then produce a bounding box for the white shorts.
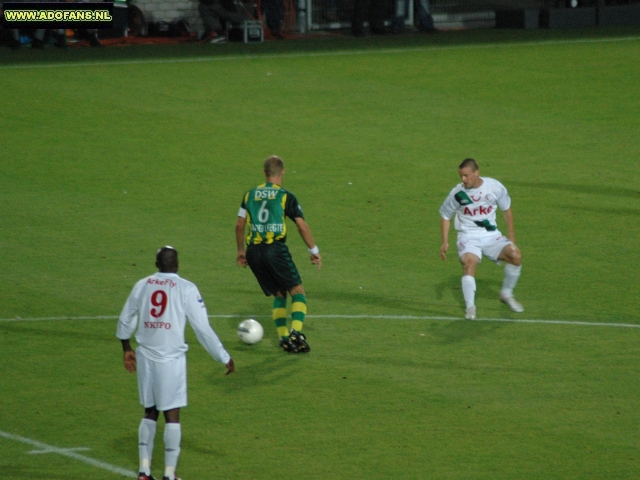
[136,351,187,411]
[457,232,512,263]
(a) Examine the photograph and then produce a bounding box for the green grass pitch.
[1,26,640,479]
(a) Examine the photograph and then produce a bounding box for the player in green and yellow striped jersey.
[235,156,322,353]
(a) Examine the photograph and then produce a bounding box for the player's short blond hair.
[264,156,284,177]
[459,158,479,171]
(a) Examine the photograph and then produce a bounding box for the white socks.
[164,423,182,480]
[461,275,476,308]
[138,418,157,475]
[461,264,521,311]
[139,419,182,479]
[501,264,522,298]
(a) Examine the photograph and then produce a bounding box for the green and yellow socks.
[273,296,288,338]
[291,293,307,332]
[273,293,307,337]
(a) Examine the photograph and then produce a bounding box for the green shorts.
[246,242,302,296]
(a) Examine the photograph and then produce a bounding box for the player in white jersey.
[117,246,235,480]
[439,159,524,320]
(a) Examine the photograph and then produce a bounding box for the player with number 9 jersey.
[116,246,233,480]
[117,250,230,365]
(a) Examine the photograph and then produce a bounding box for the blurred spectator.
[261,0,285,38]
[5,29,67,49]
[352,0,388,36]
[415,0,435,33]
[323,0,338,22]
[73,0,103,46]
[198,0,245,42]
[78,29,103,47]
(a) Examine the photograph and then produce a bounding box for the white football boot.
[500,294,524,313]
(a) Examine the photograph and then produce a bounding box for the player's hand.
[224,358,235,375]
[310,253,322,269]
[124,350,136,373]
[440,243,448,261]
[236,252,247,268]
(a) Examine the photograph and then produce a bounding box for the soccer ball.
[237,319,264,345]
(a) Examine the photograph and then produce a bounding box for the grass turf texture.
[1,26,640,478]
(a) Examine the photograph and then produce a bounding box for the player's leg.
[156,356,186,480]
[497,244,524,312]
[460,253,480,319]
[265,243,308,352]
[246,244,288,348]
[288,284,310,352]
[273,290,299,352]
[137,408,158,480]
[137,354,158,480]
[273,292,289,340]
[289,284,307,333]
[457,235,482,319]
[162,409,181,480]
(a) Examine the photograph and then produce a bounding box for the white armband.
[308,246,319,255]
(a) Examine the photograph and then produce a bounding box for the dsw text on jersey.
[254,189,278,200]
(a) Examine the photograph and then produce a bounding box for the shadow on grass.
[428,318,505,346]
[210,334,307,393]
[224,284,455,317]
[1,466,67,480]
[510,181,640,200]
[216,288,277,321]
[113,425,227,463]
[112,420,228,465]
[1,321,112,343]
[435,275,504,308]
[181,435,227,457]
[179,294,308,392]
[559,203,640,217]
[310,289,452,317]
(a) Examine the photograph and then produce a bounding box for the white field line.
[0,313,638,328]
[0,430,137,478]
[0,35,638,70]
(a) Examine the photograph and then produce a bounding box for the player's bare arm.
[295,216,322,269]
[440,218,451,261]
[225,358,235,375]
[235,216,248,267]
[502,208,516,243]
[121,339,136,373]
[498,208,522,266]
